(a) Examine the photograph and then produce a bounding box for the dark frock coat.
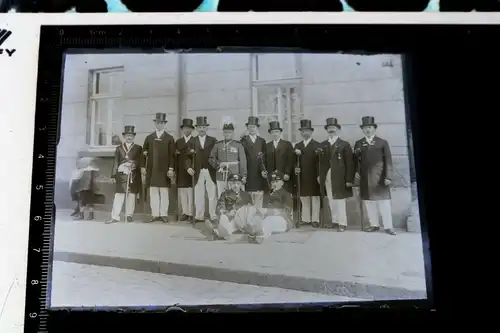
[112,143,143,194]
[240,135,267,192]
[294,140,321,197]
[264,139,294,192]
[186,135,217,185]
[175,136,196,188]
[143,132,176,188]
[216,190,253,216]
[353,136,393,200]
[318,138,355,200]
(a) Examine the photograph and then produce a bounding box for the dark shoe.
[311,222,320,228]
[160,216,169,223]
[364,226,380,232]
[73,212,84,220]
[193,219,204,224]
[87,212,95,220]
[179,214,189,221]
[187,216,194,222]
[324,223,336,229]
[145,216,157,223]
[105,219,120,224]
[338,225,346,232]
[126,216,133,222]
[70,210,80,217]
[385,228,397,236]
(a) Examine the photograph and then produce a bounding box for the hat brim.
[299,127,314,131]
[325,124,341,130]
[245,123,260,127]
[268,128,283,133]
[195,124,210,127]
[122,132,136,136]
[180,125,195,129]
[153,119,167,123]
[360,124,377,129]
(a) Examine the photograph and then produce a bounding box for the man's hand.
[261,171,268,179]
[219,162,228,169]
[294,149,302,156]
[384,179,392,186]
[317,176,320,184]
[143,151,148,156]
[111,177,116,184]
[346,182,353,188]
[167,169,175,178]
[187,168,195,176]
[355,173,361,181]
[283,174,290,181]
[295,167,301,175]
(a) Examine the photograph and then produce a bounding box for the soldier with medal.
[209,117,247,199]
[175,118,196,222]
[106,125,143,224]
[239,116,267,210]
[293,119,322,227]
[353,116,396,235]
[318,118,355,231]
[142,113,176,223]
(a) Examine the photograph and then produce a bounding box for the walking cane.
[142,155,148,216]
[124,169,131,222]
[315,147,325,229]
[295,151,301,229]
[190,149,197,226]
[355,149,364,231]
[257,152,271,190]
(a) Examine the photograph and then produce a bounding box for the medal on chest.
[123,143,134,160]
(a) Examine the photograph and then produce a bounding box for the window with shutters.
[86,67,124,147]
[251,54,304,143]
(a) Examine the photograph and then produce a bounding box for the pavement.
[50,262,363,308]
[52,210,429,301]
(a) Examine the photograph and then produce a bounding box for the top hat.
[195,116,210,127]
[245,116,260,127]
[324,118,341,130]
[153,113,167,123]
[299,119,314,131]
[270,171,284,181]
[268,121,283,133]
[360,116,377,129]
[228,174,243,182]
[180,118,195,129]
[122,125,136,135]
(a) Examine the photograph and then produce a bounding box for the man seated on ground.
[205,174,256,240]
[247,171,294,244]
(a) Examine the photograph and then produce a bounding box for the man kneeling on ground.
[247,171,294,244]
[205,174,256,240]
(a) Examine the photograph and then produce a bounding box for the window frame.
[87,67,124,150]
[250,54,303,142]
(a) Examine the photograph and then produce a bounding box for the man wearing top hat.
[142,113,176,223]
[294,119,322,227]
[186,116,218,223]
[353,116,396,236]
[106,125,143,224]
[240,116,267,210]
[318,118,355,231]
[209,117,247,199]
[175,118,196,222]
[264,120,294,193]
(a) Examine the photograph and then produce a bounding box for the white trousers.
[249,191,264,210]
[111,193,136,220]
[149,187,169,217]
[255,214,289,238]
[217,205,257,239]
[363,200,393,229]
[325,169,348,226]
[216,181,227,199]
[195,169,217,220]
[178,187,194,216]
[300,196,320,223]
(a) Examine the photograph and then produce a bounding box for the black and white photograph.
[50,52,426,307]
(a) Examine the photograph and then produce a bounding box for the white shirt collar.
[328,136,338,144]
[273,138,280,146]
[365,136,375,143]
[303,137,312,147]
[156,130,164,137]
[184,135,192,142]
[125,142,133,148]
[249,134,257,142]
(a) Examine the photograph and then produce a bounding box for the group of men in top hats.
[105,112,396,238]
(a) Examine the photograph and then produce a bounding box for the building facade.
[56,53,412,228]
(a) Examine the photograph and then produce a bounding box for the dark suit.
[187,135,218,220]
[241,135,267,209]
[294,139,321,224]
[264,139,294,192]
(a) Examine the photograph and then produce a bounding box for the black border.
[24,24,466,332]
